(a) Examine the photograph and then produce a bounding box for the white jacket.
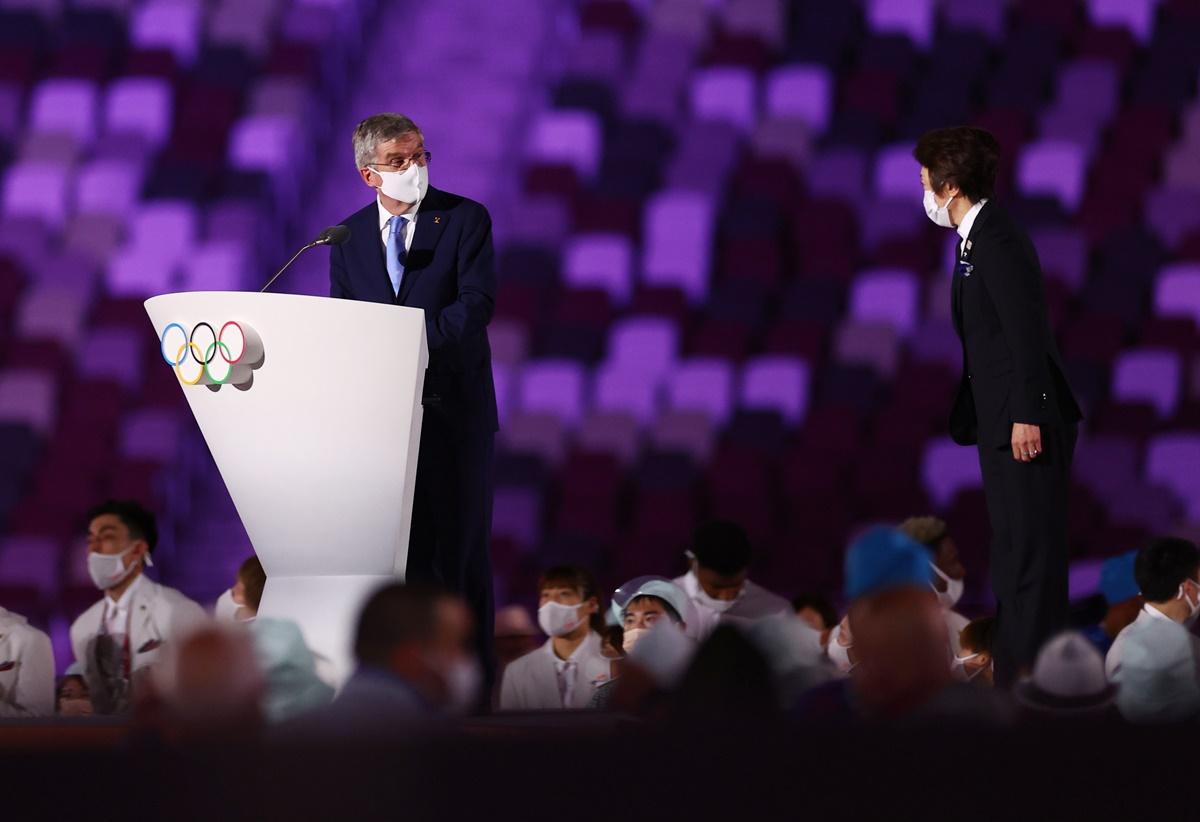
[674,572,792,640]
[69,575,206,677]
[499,631,612,711]
[0,607,54,717]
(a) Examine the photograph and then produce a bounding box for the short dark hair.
[912,126,1000,203]
[237,555,267,611]
[85,499,158,553]
[538,565,604,633]
[353,583,444,667]
[960,616,996,655]
[791,594,838,630]
[691,521,752,576]
[1134,537,1200,602]
[627,594,682,624]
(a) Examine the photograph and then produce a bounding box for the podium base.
[258,573,398,686]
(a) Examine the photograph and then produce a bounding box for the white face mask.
[373,162,428,205]
[953,652,988,682]
[1178,581,1200,627]
[694,586,740,614]
[826,623,855,675]
[621,627,650,655]
[538,600,586,637]
[214,589,240,622]
[87,546,139,591]
[923,189,955,228]
[931,563,964,609]
[440,656,481,715]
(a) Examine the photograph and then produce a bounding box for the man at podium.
[330,113,499,690]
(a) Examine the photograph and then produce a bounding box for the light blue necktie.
[386,215,408,296]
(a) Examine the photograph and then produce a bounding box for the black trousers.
[976,422,1077,688]
[405,410,496,699]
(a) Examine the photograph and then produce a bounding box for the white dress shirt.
[103,573,145,637]
[956,197,989,244]
[377,196,420,254]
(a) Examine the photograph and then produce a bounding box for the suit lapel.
[952,236,965,338]
[398,187,451,304]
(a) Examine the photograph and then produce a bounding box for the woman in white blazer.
[0,606,54,717]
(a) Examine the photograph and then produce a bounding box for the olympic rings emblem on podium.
[160,321,264,387]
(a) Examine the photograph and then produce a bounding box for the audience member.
[56,669,92,717]
[673,625,779,721]
[792,594,838,647]
[215,556,267,622]
[1015,632,1118,720]
[673,522,790,639]
[70,500,206,715]
[499,566,611,710]
[956,617,996,686]
[898,516,970,655]
[0,604,54,717]
[747,614,831,707]
[1080,551,1142,656]
[248,618,335,722]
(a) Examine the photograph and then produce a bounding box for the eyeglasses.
[368,150,431,173]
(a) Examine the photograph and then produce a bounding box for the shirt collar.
[377,195,421,233]
[546,631,600,665]
[106,572,145,611]
[956,198,988,243]
[1144,603,1175,622]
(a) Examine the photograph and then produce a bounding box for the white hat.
[610,576,693,627]
[1015,631,1117,714]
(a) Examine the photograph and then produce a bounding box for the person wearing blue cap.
[1079,551,1142,656]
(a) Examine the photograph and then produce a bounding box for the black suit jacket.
[949,201,1082,448]
[330,186,499,433]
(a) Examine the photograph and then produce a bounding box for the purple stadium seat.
[2,161,69,227]
[921,436,983,509]
[209,0,275,56]
[107,246,176,296]
[750,116,814,171]
[849,268,920,336]
[641,190,714,302]
[29,78,98,145]
[0,537,60,594]
[1108,480,1183,533]
[1017,141,1088,212]
[650,408,713,462]
[490,361,512,428]
[528,109,602,179]
[77,326,143,389]
[76,160,143,217]
[690,66,758,132]
[720,0,786,47]
[873,144,922,198]
[665,358,734,427]
[1154,263,1200,325]
[907,319,961,371]
[504,196,572,248]
[1146,434,1200,523]
[1111,349,1182,419]
[764,64,832,133]
[491,486,542,551]
[65,213,123,264]
[834,320,900,378]
[1038,109,1100,155]
[118,408,181,463]
[518,359,586,428]
[1164,140,1200,190]
[564,233,633,304]
[738,355,810,425]
[205,198,263,247]
[577,410,640,464]
[0,370,57,435]
[1054,60,1120,124]
[488,320,528,368]
[621,32,693,123]
[228,114,299,175]
[131,0,202,66]
[565,31,624,84]
[104,76,174,148]
[607,316,679,378]
[129,200,199,262]
[1146,190,1200,249]
[1031,227,1088,292]
[593,362,660,426]
[806,147,868,202]
[16,285,90,346]
[858,200,924,250]
[1087,0,1161,43]
[942,0,1006,39]
[180,241,246,291]
[0,83,22,142]
[866,0,934,48]
[248,77,309,118]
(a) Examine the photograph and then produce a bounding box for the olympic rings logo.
[160,321,264,387]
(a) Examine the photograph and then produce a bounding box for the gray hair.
[352,113,423,169]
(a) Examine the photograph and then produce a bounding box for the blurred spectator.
[70,501,206,715]
[956,617,996,686]
[673,625,779,721]
[289,584,478,733]
[214,556,267,623]
[611,576,692,653]
[0,605,54,717]
[248,618,335,722]
[1015,632,1118,721]
[674,521,790,640]
[747,615,832,707]
[792,594,838,647]
[494,605,539,668]
[1080,551,1142,656]
[56,669,92,717]
[1108,538,1200,723]
[499,566,611,711]
[898,516,970,655]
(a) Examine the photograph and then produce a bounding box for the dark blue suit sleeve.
[329,243,350,299]
[426,206,496,350]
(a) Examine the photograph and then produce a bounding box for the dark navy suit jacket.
[330,186,499,433]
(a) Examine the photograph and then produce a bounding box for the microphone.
[260,225,352,293]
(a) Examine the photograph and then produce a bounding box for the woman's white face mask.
[923,188,955,228]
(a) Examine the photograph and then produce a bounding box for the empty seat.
[806,147,868,202]
[517,360,586,427]
[650,408,714,462]
[1146,188,1200,249]
[77,326,144,389]
[1111,349,1182,418]
[763,64,832,133]
[665,358,735,427]
[592,362,660,426]
[528,109,602,179]
[873,143,921,198]
[2,162,69,227]
[921,436,983,508]
[128,200,200,264]
[118,408,181,463]
[104,77,173,148]
[491,486,543,550]
[1146,434,1200,522]
[0,537,59,594]
[16,285,90,347]
[834,321,901,378]
[75,160,143,217]
[502,412,567,466]
[849,268,920,336]
[866,0,935,48]
[576,410,641,464]
[738,355,810,425]
[1053,60,1120,124]
[29,78,98,144]
[228,115,298,176]
[641,189,714,302]
[690,66,758,132]
[131,0,202,65]
[180,241,246,291]
[606,316,679,379]
[750,116,814,171]
[1032,227,1088,292]
[720,0,786,47]
[1017,141,1087,212]
[1154,263,1200,325]
[1086,0,1159,42]
[0,370,57,434]
[563,233,633,304]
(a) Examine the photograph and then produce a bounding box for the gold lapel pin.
[434,216,442,224]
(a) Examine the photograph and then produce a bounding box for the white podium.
[144,292,427,682]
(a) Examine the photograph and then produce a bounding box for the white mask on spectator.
[441,656,481,714]
[694,586,740,614]
[621,627,650,655]
[538,601,586,637]
[923,189,955,228]
[87,547,139,591]
[214,589,240,622]
[1178,581,1200,627]
[931,564,964,609]
[374,163,428,205]
[954,652,987,682]
[826,624,855,675]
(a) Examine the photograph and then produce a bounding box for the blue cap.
[845,526,934,600]
[1100,551,1139,605]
